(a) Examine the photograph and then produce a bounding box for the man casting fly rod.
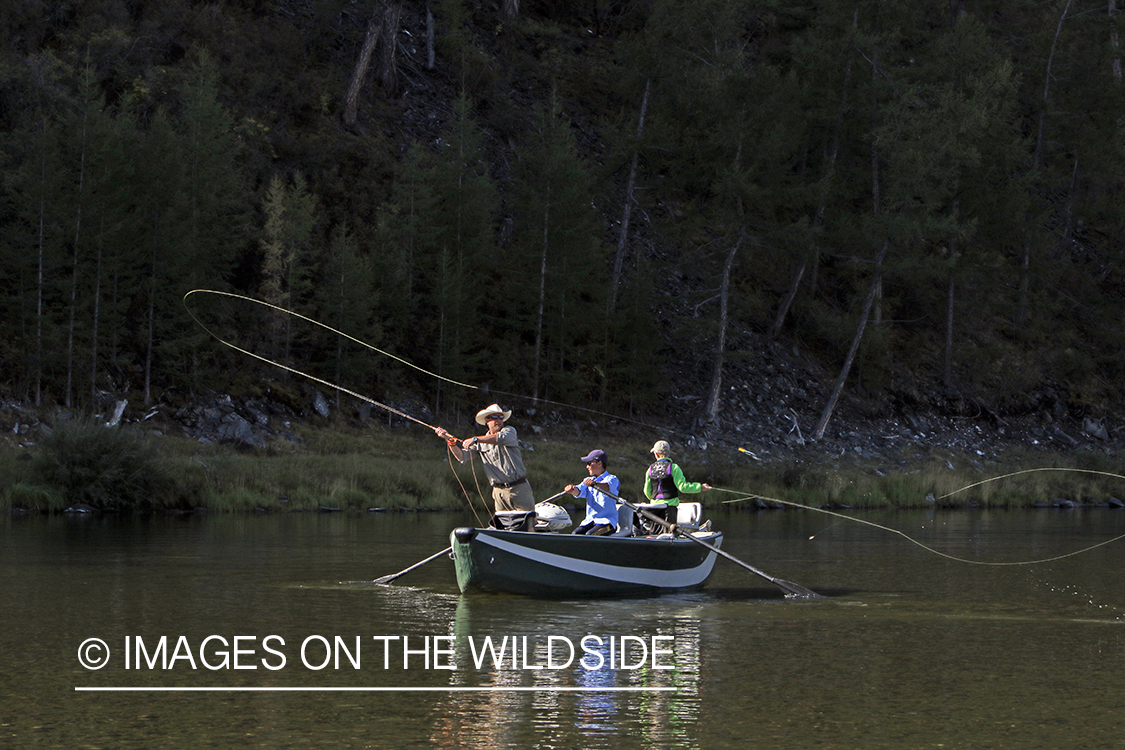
[435,404,536,531]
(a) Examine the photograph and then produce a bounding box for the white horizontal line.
[75,686,677,693]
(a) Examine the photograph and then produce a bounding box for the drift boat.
[449,502,723,597]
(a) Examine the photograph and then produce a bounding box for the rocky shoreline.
[5,367,1123,470]
[5,377,1122,476]
[8,313,1122,474]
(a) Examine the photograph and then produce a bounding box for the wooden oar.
[374,490,573,585]
[374,546,452,584]
[604,490,822,599]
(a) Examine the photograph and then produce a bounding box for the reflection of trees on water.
[427,596,703,748]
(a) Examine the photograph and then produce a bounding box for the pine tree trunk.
[813,239,888,440]
[426,4,435,70]
[1016,246,1030,328]
[943,199,960,389]
[1113,0,1123,84]
[532,190,550,401]
[1059,155,1079,257]
[66,233,79,408]
[705,230,744,423]
[380,2,402,97]
[606,78,650,317]
[66,108,88,409]
[873,277,882,326]
[1035,0,1072,169]
[343,5,383,127]
[943,273,955,388]
[769,261,806,340]
[144,246,156,408]
[111,269,118,365]
[285,249,296,367]
[90,241,101,403]
[35,197,45,406]
[335,260,345,409]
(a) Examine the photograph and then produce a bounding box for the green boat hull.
[450,526,723,597]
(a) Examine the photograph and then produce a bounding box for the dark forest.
[3,0,1124,443]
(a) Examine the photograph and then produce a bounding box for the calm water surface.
[2,506,1123,749]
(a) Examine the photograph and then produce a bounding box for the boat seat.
[490,510,536,532]
[676,502,703,529]
[613,504,634,536]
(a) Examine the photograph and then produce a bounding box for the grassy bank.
[2,422,1124,513]
[714,451,1125,511]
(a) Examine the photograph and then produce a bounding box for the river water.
[2,506,1123,749]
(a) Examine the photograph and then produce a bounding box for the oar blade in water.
[775,578,822,599]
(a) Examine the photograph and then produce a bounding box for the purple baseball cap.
[580,449,607,464]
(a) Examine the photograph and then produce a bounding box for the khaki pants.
[492,481,535,513]
[488,483,535,530]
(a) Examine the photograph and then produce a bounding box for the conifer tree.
[621,0,805,418]
[63,63,135,408]
[769,3,862,339]
[126,57,247,404]
[260,171,318,367]
[2,110,68,405]
[509,94,603,403]
[170,56,246,392]
[312,221,377,406]
[260,173,291,344]
[428,92,498,409]
[131,107,186,406]
[380,142,441,359]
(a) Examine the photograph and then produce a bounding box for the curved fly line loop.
[183,289,663,432]
[184,289,499,521]
[716,466,1125,566]
[184,289,467,431]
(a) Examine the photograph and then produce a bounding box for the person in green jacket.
[641,440,712,534]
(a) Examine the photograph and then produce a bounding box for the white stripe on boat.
[474,534,721,588]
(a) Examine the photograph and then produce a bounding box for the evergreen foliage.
[2,1,1125,425]
[427,91,499,410]
[509,93,604,404]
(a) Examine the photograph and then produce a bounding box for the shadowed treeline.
[2,1,1124,436]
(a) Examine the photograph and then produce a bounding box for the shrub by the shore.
[33,418,168,511]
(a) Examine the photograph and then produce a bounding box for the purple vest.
[647,461,678,501]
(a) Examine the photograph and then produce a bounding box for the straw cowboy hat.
[475,403,512,425]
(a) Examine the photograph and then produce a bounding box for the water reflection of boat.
[449,503,722,597]
[430,590,703,747]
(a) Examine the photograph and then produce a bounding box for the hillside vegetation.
[2,0,1125,449]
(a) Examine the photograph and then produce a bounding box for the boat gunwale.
[457,526,722,546]
[449,525,724,596]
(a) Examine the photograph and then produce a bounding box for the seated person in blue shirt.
[565,449,620,536]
